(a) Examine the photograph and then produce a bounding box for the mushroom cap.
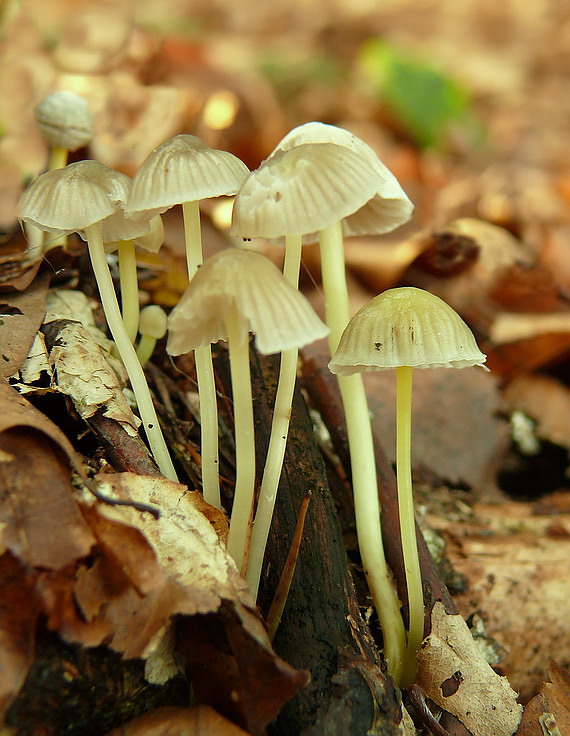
[125,134,250,217]
[167,247,329,356]
[104,214,164,254]
[139,304,168,340]
[231,143,382,240]
[18,160,135,236]
[328,287,487,374]
[34,91,93,151]
[269,122,413,237]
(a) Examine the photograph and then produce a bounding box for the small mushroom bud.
[34,91,93,157]
[137,305,168,367]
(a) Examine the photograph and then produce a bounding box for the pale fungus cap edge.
[328,287,487,375]
[167,248,329,356]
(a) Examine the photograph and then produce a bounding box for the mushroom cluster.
[17,116,488,690]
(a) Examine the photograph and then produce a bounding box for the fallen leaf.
[0,271,50,378]
[426,501,570,702]
[0,553,39,721]
[0,426,95,569]
[515,662,570,735]
[416,601,523,736]
[103,704,251,736]
[0,377,90,484]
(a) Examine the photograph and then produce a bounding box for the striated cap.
[328,287,487,375]
[167,247,329,356]
[18,160,136,236]
[265,121,413,237]
[34,91,93,151]
[125,134,250,218]
[231,143,382,240]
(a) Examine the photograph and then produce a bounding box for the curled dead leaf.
[416,601,523,736]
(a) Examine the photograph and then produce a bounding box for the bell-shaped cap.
[328,287,487,375]
[231,143,382,240]
[261,121,414,238]
[167,248,329,356]
[18,160,135,236]
[34,91,93,152]
[125,134,250,218]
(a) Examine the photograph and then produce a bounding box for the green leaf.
[358,39,474,149]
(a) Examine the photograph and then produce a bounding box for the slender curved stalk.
[396,366,424,686]
[225,304,256,573]
[182,200,221,509]
[117,240,139,343]
[85,223,178,482]
[319,221,406,684]
[246,235,302,597]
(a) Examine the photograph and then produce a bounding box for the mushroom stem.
[396,365,424,686]
[182,200,221,509]
[225,303,256,573]
[247,234,303,598]
[49,145,68,171]
[117,239,140,343]
[85,223,178,482]
[319,220,406,682]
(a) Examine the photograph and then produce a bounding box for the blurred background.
[2,0,570,244]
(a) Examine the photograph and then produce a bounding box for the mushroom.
[137,304,168,367]
[106,215,165,343]
[31,90,94,253]
[17,160,177,482]
[167,247,328,573]
[329,286,487,684]
[232,129,412,680]
[126,134,249,510]
[34,90,93,170]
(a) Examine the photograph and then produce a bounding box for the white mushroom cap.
[270,122,413,237]
[167,248,329,356]
[104,214,164,254]
[34,91,93,151]
[231,143,382,240]
[18,160,136,236]
[328,287,487,375]
[125,134,250,218]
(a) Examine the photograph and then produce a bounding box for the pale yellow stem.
[225,305,256,573]
[246,234,303,598]
[396,366,424,686]
[182,199,221,509]
[319,220,406,684]
[85,224,177,481]
[117,240,139,343]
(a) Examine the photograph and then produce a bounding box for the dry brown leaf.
[103,705,251,736]
[515,662,570,735]
[48,472,245,660]
[416,601,523,736]
[0,426,95,569]
[0,378,89,481]
[427,501,570,703]
[0,553,40,721]
[0,271,49,378]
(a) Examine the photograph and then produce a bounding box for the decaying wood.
[216,346,405,736]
